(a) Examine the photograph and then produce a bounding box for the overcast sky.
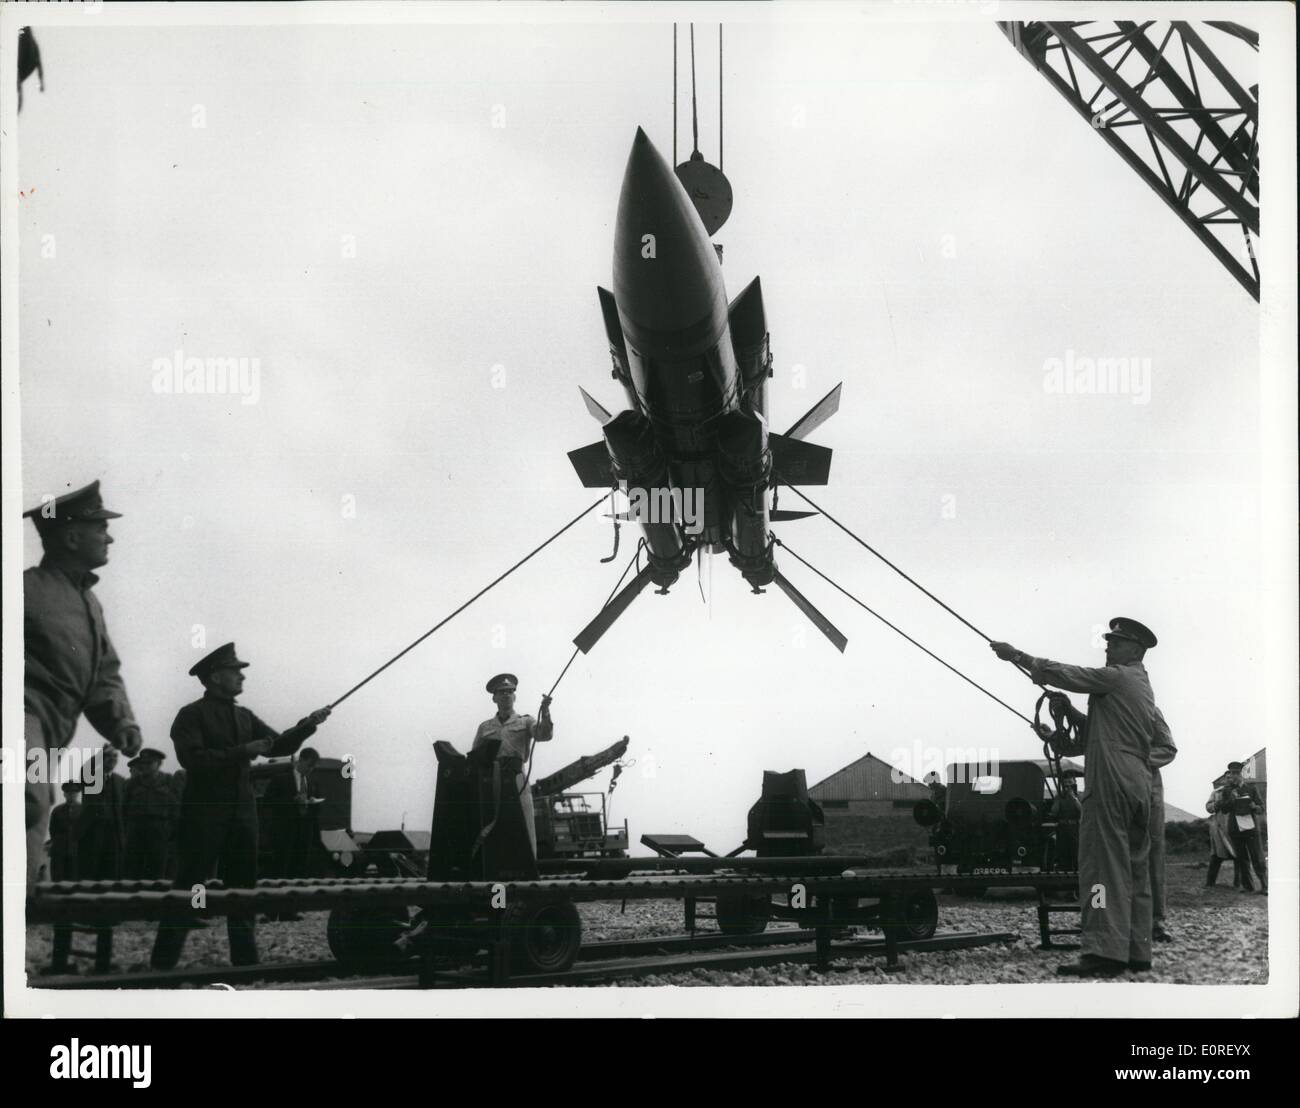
[11,10,1280,850]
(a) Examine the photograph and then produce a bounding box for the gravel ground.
[26,859,1266,987]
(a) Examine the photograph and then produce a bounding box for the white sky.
[7,8,1285,856]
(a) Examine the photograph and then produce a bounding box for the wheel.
[326,904,411,972]
[503,898,583,975]
[715,893,770,936]
[880,888,939,942]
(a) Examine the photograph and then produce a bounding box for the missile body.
[608,128,769,572]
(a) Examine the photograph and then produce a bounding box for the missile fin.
[573,565,657,653]
[772,570,848,653]
[568,441,617,489]
[769,433,833,486]
[769,509,819,522]
[579,387,614,424]
[784,382,842,442]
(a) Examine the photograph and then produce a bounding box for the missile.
[568,128,847,653]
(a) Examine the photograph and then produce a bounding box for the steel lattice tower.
[1001,21,1260,301]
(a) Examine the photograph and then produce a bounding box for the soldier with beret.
[124,748,179,880]
[22,481,142,887]
[150,643,332,969]
[991,617,1172,978]
[473,674,553,856]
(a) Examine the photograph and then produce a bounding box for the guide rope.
[772,537,1035,726]
[327,494,608,709]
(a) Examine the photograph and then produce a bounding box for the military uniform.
[151,644,320,969]
[124,754,179,880]
[1147,713,1177,935]
[473,674,553,856]
[23,483,138,886]
[1026,643,1165,967]
[1219,772,1267,892]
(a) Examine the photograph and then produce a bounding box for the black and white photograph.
[3,0,1296,1032]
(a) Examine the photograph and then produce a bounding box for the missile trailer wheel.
[502,898,583,976]
[327,904,413,972]
[715,893,770,936]
[880,888,939,943]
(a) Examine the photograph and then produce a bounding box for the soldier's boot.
[94,925,115,974]
[150,921,188,970]
[228,913,259,967]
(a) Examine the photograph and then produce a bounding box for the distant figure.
[18,27,44,112]
[1204,776,1241,887]
[75,746,127,972]
[124,748,179,880]
[44,782,84,975]
[262,748,326,920]
[1217,761,1267,894]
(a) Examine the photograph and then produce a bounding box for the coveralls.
[24,559,138,886]
[1147,718,1178,924]
[473,711,553,856]
[1028,657,1166,965]
[150,692,317,968]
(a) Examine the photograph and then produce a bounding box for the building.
[807,752,932,856]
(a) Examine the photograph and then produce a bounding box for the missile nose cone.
[614,127,727,356]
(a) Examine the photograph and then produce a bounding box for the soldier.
[473,674,553,856]
[124,748,179,880]
[1148,719,1178,943]
[75,745,128,972]
[44,783,84,975]
[1217,761,1267,893]
[23,481,142,887]
[991,617,1170,977]
[1205,774,1241,887]
[150,643,332,968]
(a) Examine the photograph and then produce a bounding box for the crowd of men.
[24,482,332,973]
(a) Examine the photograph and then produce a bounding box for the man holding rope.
[474,674,553,857]
[991,617,1170,978]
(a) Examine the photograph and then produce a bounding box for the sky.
[7,9,1286,854]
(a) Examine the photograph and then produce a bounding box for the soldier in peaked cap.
[23,481,143,888]
[473,674,553,856]
[124,748,178,880]
[150,643,332,969]
[990,617,1174,978]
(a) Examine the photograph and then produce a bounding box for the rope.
[327,494,608,709]
[772,537,1034,726]
[690,23,699,155]
[718,24,723,172]
[778,482,996,643]
[514,540,647,803]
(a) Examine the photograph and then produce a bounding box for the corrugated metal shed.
[808,753,928,802]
